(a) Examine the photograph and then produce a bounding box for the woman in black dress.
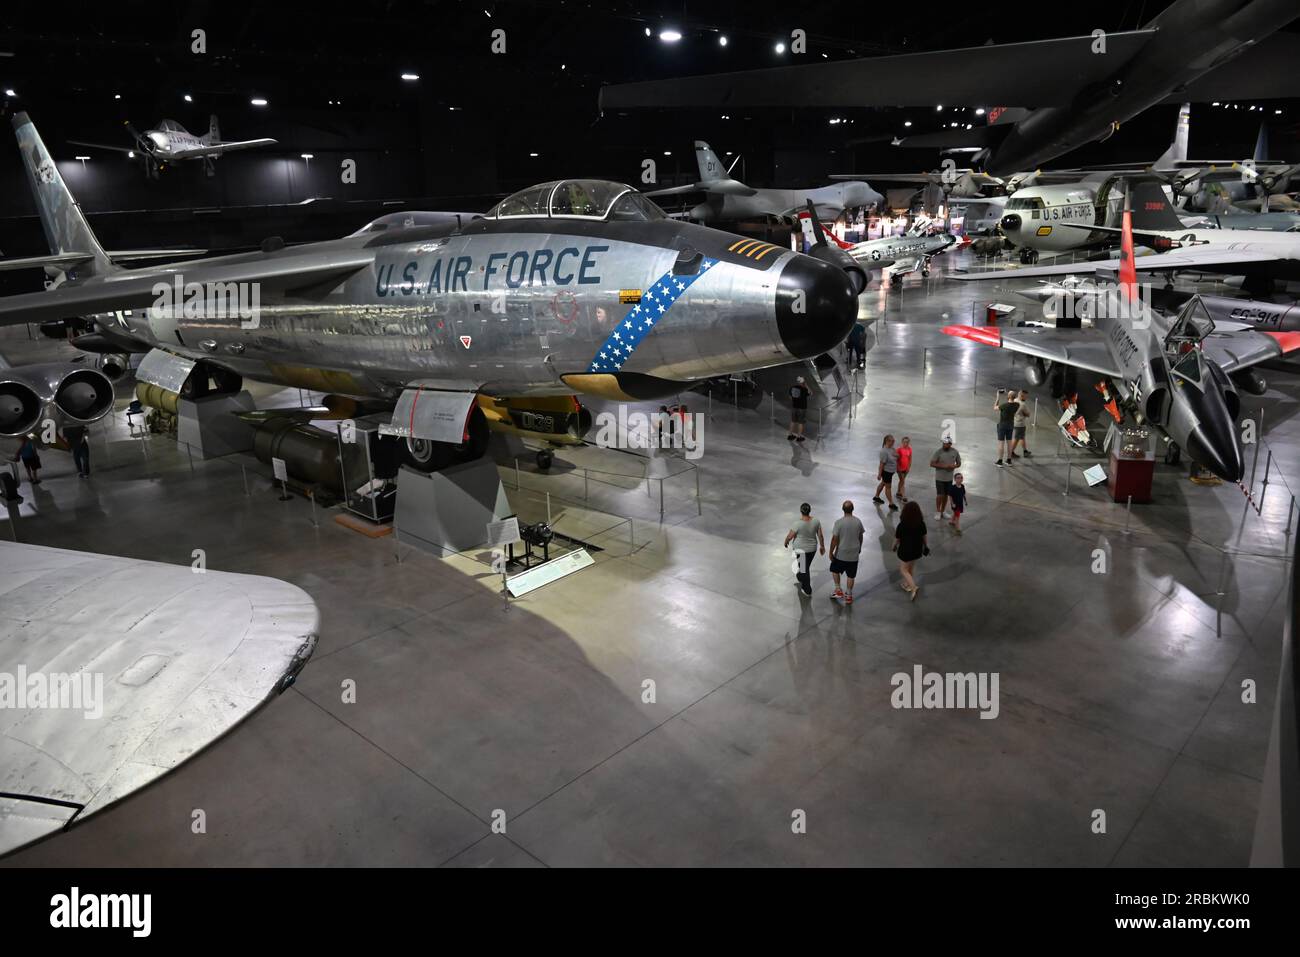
[893,501,928,600]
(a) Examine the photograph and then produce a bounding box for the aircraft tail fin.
[12,112,116,280]
[1119,186,1138,304]
[1154,103,1190,169]
[208,114,220,143]
[694,141,730,184]
[1127,177,1185,231]
[1254,120,1269,164]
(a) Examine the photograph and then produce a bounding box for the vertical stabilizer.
[11,112,115,280]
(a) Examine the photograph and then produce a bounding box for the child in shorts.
[948,472,967,533]
[896,436,913,502]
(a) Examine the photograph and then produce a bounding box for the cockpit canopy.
[156,119,187,133]
[487,180,666,222]
[1165,297,1215,385]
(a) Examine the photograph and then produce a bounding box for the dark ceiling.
[0,0,1297,252]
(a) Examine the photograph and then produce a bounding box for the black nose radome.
[1000,214,1022,232]
[775,254,857,360]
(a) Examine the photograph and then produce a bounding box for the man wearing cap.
[930,437,962,521]
[788,375,811,443]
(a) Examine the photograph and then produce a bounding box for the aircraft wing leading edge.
[942,323,1123,378]
[600,31,1158,110]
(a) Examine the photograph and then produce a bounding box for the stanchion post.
[695,466,702,516]
[584,467,589,501]
[546,491,551,526]
[1263,450,1273,488]
[310,490,318,528]
[515,457,521,490]
[1033,397,1039,427]
[1124,495,1132,535]
[241,464,250,496]
[659,479,664,522]
[1286,495,1295,537]
[1063,463,1071,497]
[393,524,401,563]
[186,442,194,472]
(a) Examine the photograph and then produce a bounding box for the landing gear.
[536,449,555,471]
[1164,442,1182,467]
[1018,248,1039,265]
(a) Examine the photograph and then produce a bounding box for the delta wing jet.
[71,115,276,177]
[0,114,859,472]
[943,191,1300,480]
[649,141,881,223]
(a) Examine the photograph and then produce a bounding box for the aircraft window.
[608,192,667,222]
[550,180,629,218]
[493,182,559,218]
[1172,349,1203,383]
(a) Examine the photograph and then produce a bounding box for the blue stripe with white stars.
[586,257,718,373]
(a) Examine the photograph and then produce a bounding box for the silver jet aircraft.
[945,192,1300,480]
[649,141,881,223]
[70,115,277,177]
[0,114,858,471]
[797,211,955,281]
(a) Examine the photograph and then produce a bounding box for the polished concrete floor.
[1,250,1293,866]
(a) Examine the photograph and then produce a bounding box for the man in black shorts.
[994,388,1019,467]
[930,437,961,521]
[829,500,865,603]
[788,375,810,442]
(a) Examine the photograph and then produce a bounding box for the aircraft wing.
[648,179,756,198]
[66,139,135,155]
[0,249,209,272]
[951,246,1286,282]
[1159,32,1300,103]
[172,138,277,158]
[942,323,1122,377]
[600,30,1157,110]
[0,251,373,325]
[1204,329,1300,375]
[0,542,317,856]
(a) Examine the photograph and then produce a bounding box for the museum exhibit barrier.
[506,449,701,524]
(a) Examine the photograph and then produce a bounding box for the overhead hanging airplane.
[601,0,1300,177]
[70,115,277,177]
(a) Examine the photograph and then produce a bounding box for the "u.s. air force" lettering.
[375,245,609,297]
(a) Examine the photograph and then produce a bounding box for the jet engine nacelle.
[0,362,115,438]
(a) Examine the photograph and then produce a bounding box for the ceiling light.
[975,108,985,116]
[529,152,539,157]
[659,30,682,43]
[904,120,913,127]
[301,153,314,160]
[719,35,728,47]
[664,151,672,156]
[775,42,786,54]
[3,89,14,98]
[401,73,419,81]
[114,94,121,100]
[75,155,90,161]
[251,97,268,106]
[128,150,135,158]
[644,27,651,37]
[936,105,943,111]
[183,94,192,102]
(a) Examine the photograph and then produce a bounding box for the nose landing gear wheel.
[404,436,437,470]
[536,449,554,471]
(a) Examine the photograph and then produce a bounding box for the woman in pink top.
[896,436,913,502]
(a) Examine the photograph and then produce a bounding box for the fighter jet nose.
[1185,424,1244,482]
[1000,213,1022,232]
[775,254,858,359]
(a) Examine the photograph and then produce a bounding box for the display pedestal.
[1107,424,1156,504]
[176,391,255,458]
[395,458,512,557]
